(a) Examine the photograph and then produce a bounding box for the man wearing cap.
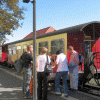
[68,46,79,91]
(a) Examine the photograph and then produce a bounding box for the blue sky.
[5,0,100,43]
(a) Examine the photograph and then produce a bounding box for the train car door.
[84,36,91,53]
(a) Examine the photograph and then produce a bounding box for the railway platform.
[0,65,100,100]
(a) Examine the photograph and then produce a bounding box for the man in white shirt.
[55,50,69,97]
[68,46,79,91]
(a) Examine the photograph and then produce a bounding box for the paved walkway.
[0,65,100,100]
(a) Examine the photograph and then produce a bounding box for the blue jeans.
[55,71,68,94]
[22,67,32,96]
[70,65,79,90]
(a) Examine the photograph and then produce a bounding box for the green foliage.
[0,0,25,44]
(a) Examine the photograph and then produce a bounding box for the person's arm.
[66,56,68,64]
[29,54,33,61]
[48,56,55,68]
[75,53,79,65]
[55,55,59,65]
[20,52,24,60]
[36,61,38,72]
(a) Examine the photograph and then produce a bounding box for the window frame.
[8,47,12,55]
[38,41,48,54]
[51,38,65,55]
[12,46,16,55]
[23,44,27,52]
[16,45,22,54]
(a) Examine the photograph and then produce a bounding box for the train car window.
[8,47,12,55]
[17,46,21,54]
[23,45,27,52]
[12,47,16,55]
[51,39,64,54]
[39,41,48,54]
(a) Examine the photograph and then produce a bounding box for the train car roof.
[2,21,100,46]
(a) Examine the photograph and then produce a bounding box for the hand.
[75,61,79,66]
[51,62,56,68]
[49,73,51,77]
[75,62,79,65]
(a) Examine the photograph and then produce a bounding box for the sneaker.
[55,92,62,95]
[24,95,32,99]
[73,89,78,91]
[62,93,68,97]
[68,88,72,90]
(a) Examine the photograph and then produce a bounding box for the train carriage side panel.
[8,40,33,65]
[13,40,33,63]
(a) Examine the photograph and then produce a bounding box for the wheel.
[7,63,11,68]
[89,52,100,86]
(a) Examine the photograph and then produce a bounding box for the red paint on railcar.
[2,45,8,62]
[92,38,100,69]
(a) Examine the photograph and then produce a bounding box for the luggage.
[14,58,23,73]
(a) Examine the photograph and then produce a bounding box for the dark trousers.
[37,72,48,100]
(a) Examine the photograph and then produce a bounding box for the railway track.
[79,83,100,97]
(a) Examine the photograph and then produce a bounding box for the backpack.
[14,58,23,73]
[78,54,84,65]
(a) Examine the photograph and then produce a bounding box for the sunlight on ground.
[0,87,22,92]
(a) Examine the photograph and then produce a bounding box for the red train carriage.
[0,45,8,65]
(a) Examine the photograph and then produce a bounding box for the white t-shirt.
[56,53,69,72]
[37,54,50,72]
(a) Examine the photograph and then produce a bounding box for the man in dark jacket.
[21,45,33,99]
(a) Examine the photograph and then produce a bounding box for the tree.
[0,34,6,46]
[0,0,25,45]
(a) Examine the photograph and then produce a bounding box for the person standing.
[55,50,69,97]
[48,52,55,70]
[67,46,79,91]
[48,52,54,63]
[21,45,33,99]
[36,47,50,100]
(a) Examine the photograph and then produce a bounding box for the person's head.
[48,52,52,58]
[41,47,48,54]
[56,50,62,55]
[27,45,33,53]
[67,46,74,54]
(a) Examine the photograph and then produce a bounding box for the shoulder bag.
[44,55,53,74]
